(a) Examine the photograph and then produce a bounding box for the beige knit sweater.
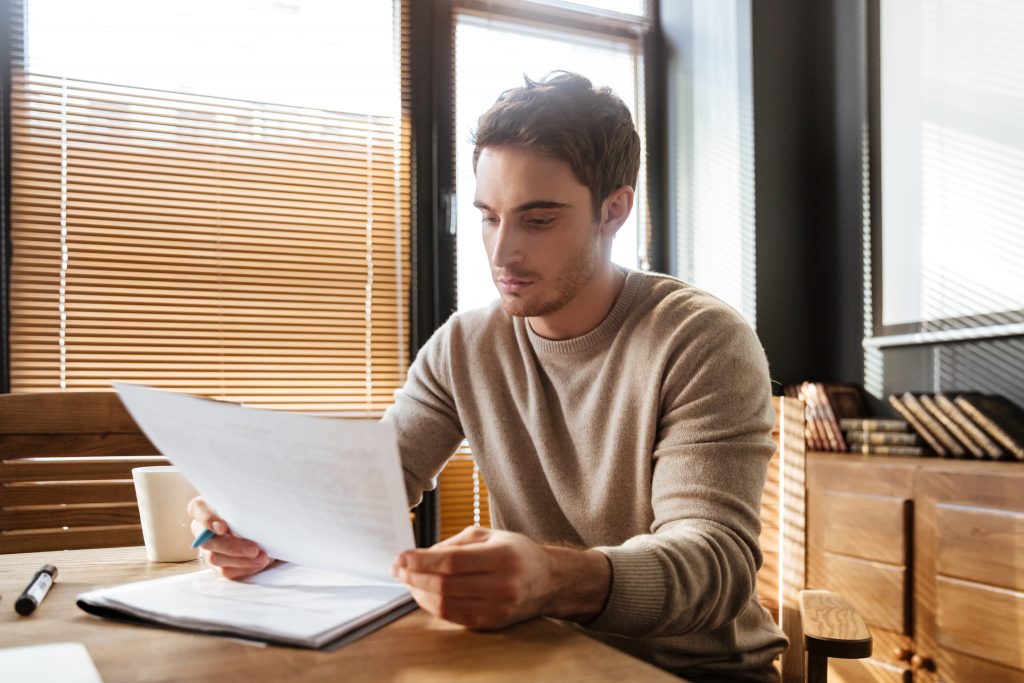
[382,269,788,680]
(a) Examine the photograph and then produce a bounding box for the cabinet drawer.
[821,491,909,565]
[823,552,908,634]
[829,657,911,683]
[936,503,1024,591]
[936,575,1024,673]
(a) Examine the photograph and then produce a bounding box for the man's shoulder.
[632,273,770,402]
[631,271,751,341]
[436,299,515,348]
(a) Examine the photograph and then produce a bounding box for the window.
[436,0,655,539]
[872,0,1024,342]
[453,9,649,311]
[668,0,756,328]
[7,0,411,414]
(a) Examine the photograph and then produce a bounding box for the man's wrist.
[540,545,612,622]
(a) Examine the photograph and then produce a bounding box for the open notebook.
[78,563,415,649]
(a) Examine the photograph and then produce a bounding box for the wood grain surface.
[0,547,683,683]
[799,589,872,657]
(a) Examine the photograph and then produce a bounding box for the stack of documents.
[77,383,417,648]
[78,564,414,648]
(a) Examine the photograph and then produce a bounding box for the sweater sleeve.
[587,317,776,638]
[381,319,466,508]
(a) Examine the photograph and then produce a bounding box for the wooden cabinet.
[807,453,1024,683]
[915,468,1024,683]
[808,456,915,682]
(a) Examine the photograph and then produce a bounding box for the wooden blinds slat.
[438,443,492,541]
[8,7,412,414]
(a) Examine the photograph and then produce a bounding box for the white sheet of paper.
[0,643,104,683]
[114,382,414,580]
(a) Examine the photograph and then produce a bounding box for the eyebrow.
[472,200,571,212]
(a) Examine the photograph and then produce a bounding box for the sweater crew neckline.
[525,268,641,354]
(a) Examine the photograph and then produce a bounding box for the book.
[787,382,869,452]
[934,394,1004,459]
[918,393,984,458]
[817,383,868,452]
[954,394,1024,461]
[848,443,925,457]
[845,430,920,446]
[809,382,844,451]
[889,394,945,456]
[78,563,416,649]
[820,383,868,424]
[839,418,909,432]
[900,393,966,457]
[787,383,826,451]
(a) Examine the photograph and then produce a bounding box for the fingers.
[405,585,497,628]
[392,529,544,630]
[189,519,262,558]
[186,503,270,580]
[206,548,272,571]
[435,525,492,547]
[214,553,272,581]
[187,496,228,535]
[202,542,271,580]
[397,542,503,575]
[396,568,512,600]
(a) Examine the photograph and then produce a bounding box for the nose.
[487,219,524,269]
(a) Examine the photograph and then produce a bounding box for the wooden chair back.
[0,391,165,554]
[763,396,808,681]
[768,396,872,682]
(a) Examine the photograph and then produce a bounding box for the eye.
[480,214,500,226]
[525,216,555,228]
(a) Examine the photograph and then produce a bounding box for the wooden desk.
[0,547,682,682]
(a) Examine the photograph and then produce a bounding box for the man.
[190,72,788,681]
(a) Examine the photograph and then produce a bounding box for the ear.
[599,185,635,238]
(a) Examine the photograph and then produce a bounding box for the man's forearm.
[541,546,612,622]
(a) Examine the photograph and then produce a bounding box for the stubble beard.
[496,234,601,319]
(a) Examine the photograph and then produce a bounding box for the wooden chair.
[799,589,872,683]
[767,397,872,681]
[0,391,164,553]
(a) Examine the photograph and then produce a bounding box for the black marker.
[15,564,58,616]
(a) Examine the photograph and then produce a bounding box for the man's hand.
[391,526,611,630]
[187,496,272,580]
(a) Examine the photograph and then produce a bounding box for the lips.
[498,278,534,294]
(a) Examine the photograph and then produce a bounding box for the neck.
[528,264,626,341]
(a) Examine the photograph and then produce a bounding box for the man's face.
[474,146,603,318]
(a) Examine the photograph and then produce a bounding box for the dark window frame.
[1,0,13,393]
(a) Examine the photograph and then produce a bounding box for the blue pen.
[191,528,216,548]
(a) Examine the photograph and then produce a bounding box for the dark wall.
[749,0,830,388]
[662,0,830,388]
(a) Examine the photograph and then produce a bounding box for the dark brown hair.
[472,71,640,219]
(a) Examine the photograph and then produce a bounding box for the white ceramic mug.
[132,466,200,562]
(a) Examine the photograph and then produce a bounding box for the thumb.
[435,525,492,548]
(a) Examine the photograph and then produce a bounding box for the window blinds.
[7,4,411,415]
[438,442,491,540]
